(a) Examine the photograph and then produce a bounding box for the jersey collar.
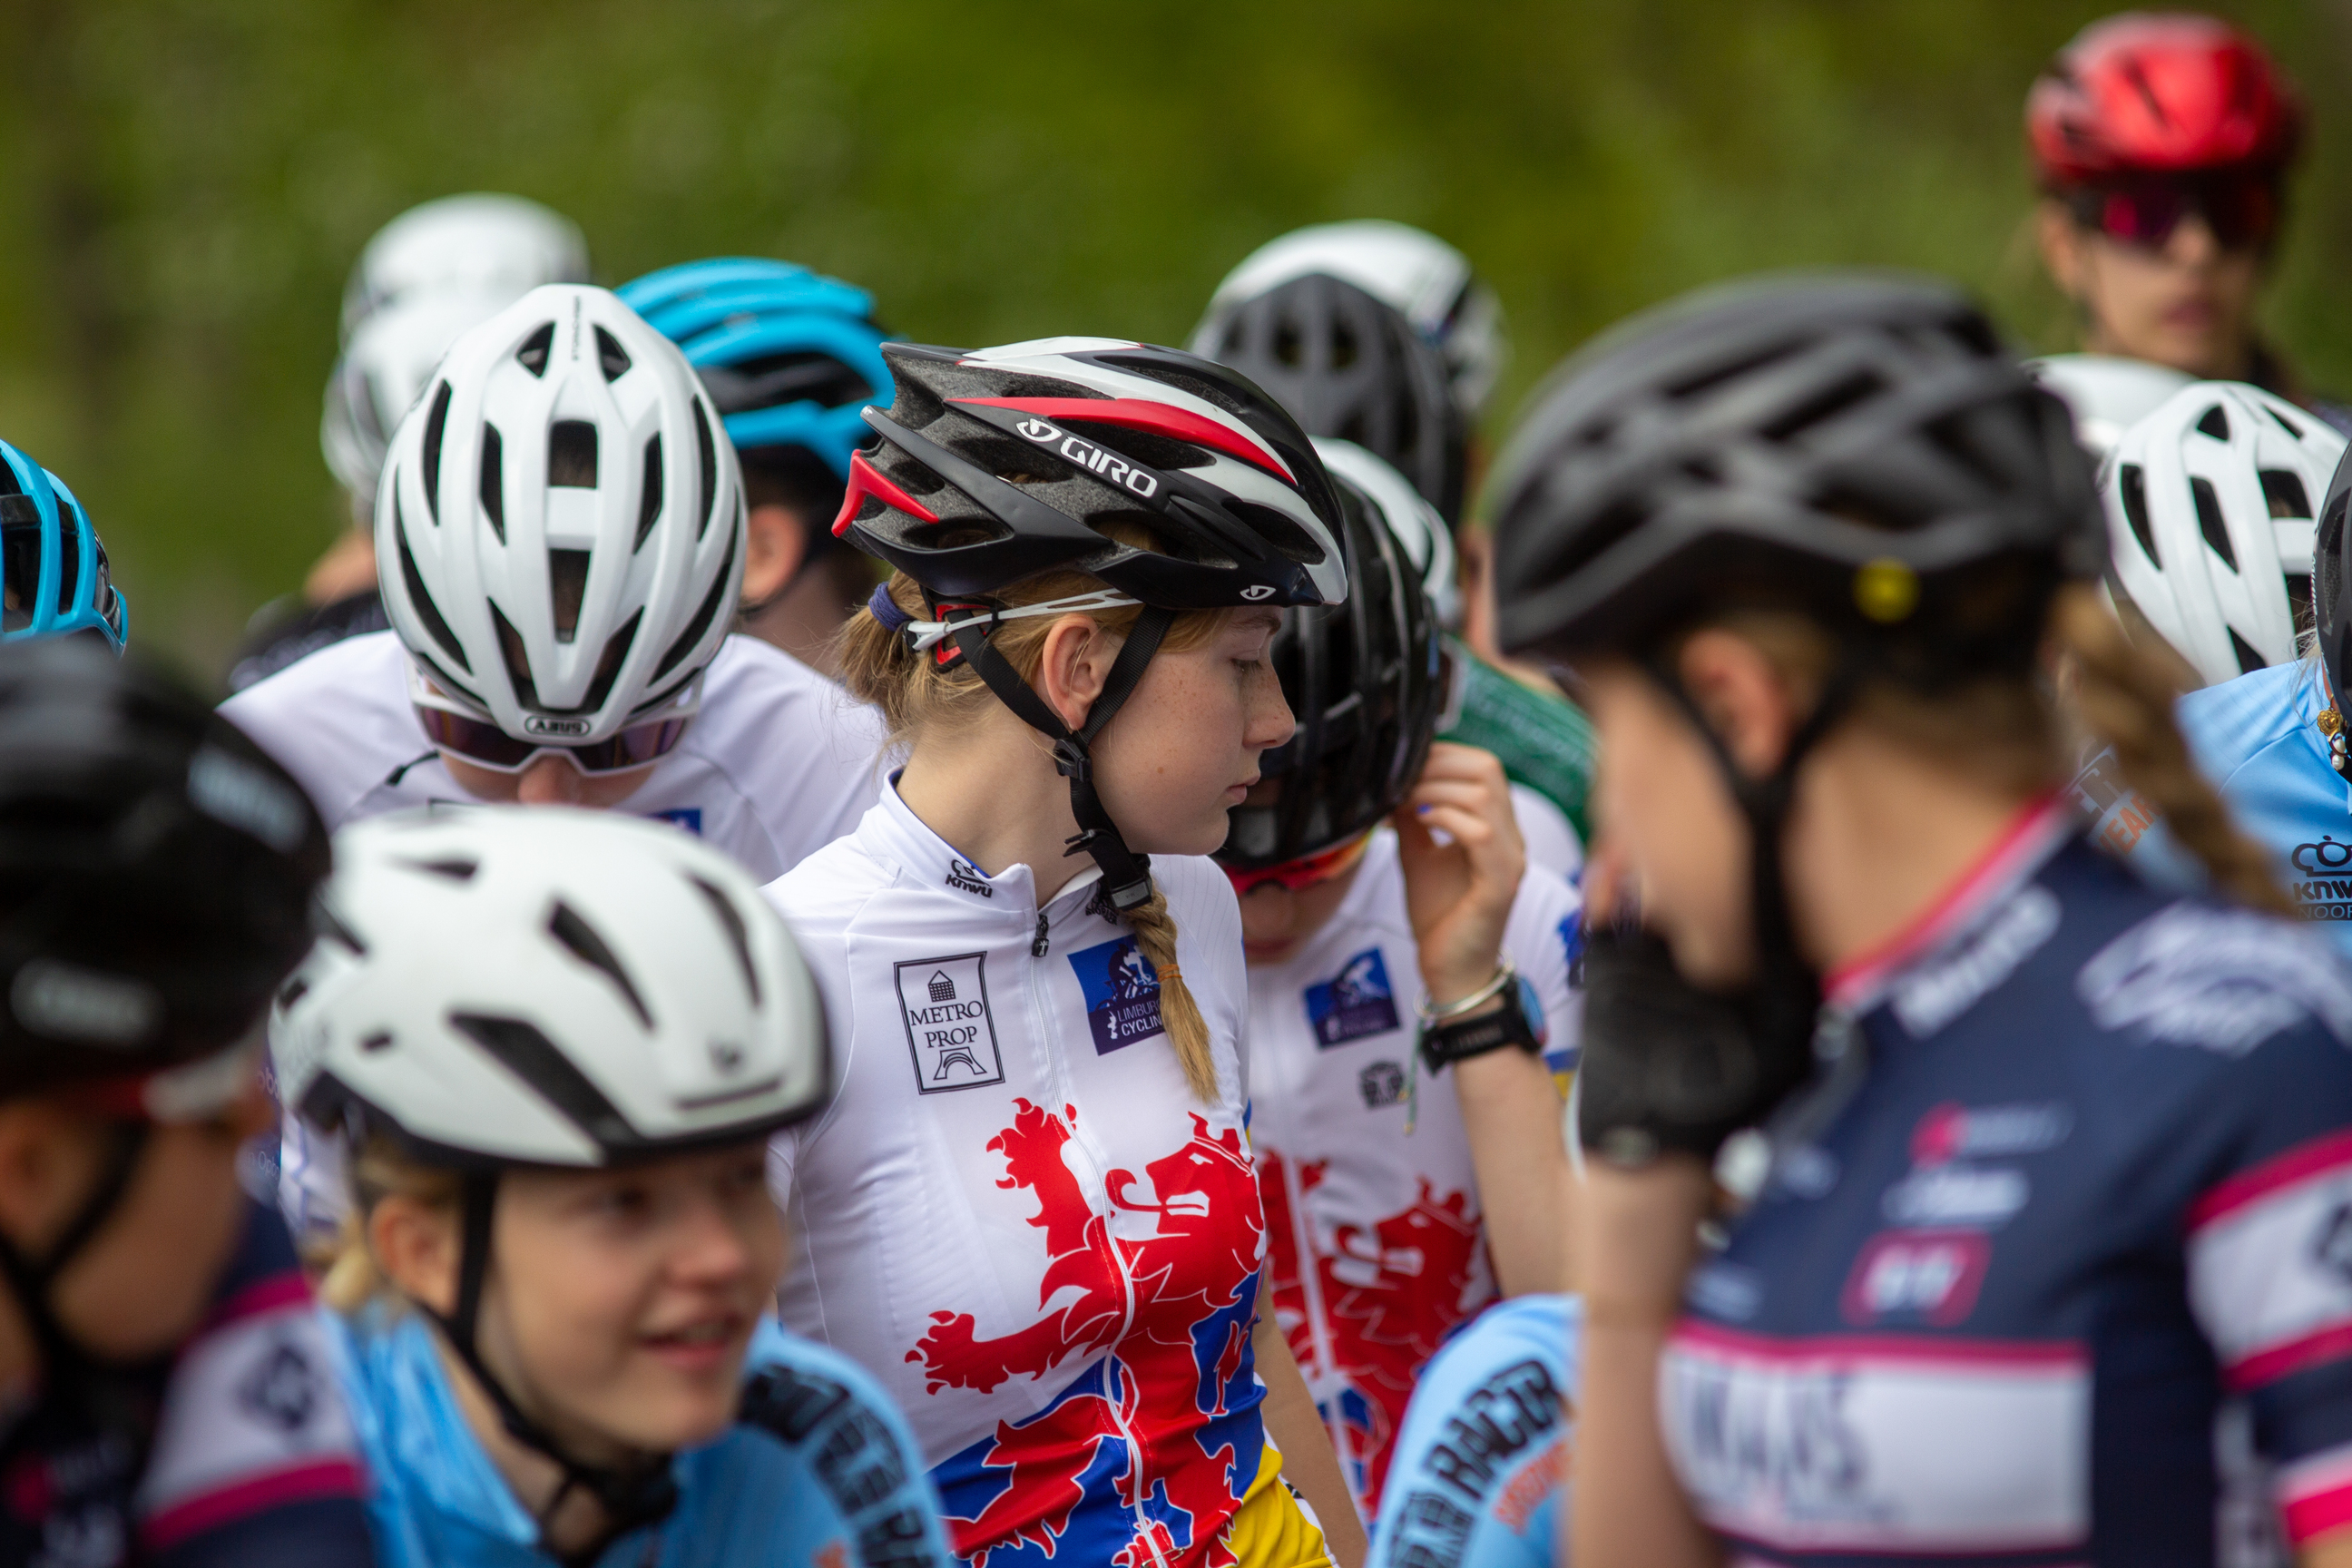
[863,770,1106,918]
[1822,791,2073,1014]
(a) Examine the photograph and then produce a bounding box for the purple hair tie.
[867,583,913,632]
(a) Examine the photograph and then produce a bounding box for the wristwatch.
[1417,970,1544,1070]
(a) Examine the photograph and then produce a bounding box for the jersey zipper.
[1026,899,1171,1568]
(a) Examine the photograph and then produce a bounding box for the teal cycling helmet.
[0,442,124,653]
[617,258,892,480]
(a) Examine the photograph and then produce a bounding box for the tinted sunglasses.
[409,664,698,775]
[2069,174,2280,252]
[1224,830,1376,897]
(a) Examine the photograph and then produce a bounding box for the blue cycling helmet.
[616,258,892,480]
[0,443,125,653]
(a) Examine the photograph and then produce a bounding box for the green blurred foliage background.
[0,0,2342,682]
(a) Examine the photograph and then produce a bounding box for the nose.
[2164,212,2222,268]
[515,752,587,806]
[667,1185,758,1287]
[1246,665,1296,752]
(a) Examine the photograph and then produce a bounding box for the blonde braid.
[2053,584,2296,917]
[1123,888,1217,1101]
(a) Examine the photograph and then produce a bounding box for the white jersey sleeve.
[1508,783,1583,885]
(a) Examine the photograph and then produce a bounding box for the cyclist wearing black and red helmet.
[2029,14,2317,403]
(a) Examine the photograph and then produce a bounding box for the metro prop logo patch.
[1067,935,1165,1055]
[896,953,1005,1093]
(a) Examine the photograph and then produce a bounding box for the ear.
[369,1193,462,1318]
[0,1101,86,1251]
[740,504,811,606]
[1034,613,1118,732]
[2037,199,2088,299]
[1675,629,1802,779]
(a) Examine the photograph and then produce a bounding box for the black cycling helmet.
[1195,274,1468,528]
[0,638,328,1434]
[840,337,1350,911]
[1490,273,2102,1152]
[2312,448,2352,745]
[1491,272,2104,674]
[1220,451,1446,870]
[0,638,329,1098]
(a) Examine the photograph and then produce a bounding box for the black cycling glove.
[1575,924,1818,1167]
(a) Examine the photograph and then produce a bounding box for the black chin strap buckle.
[1049,737,1092,782]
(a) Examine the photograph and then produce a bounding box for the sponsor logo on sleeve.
[1558,909,1585,985]
[2079,902,2352,1053]
[1304,947,1403,1047]
[1067,936,1165,1055]
[2293,836,2352,919]
[895,954,1005,1093]
[645,807,704,836]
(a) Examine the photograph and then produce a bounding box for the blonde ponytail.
[832,553,1233,1102]
[1124,888,1218,1100]
[2052,584,2296,917]
[314,1136,463,1315]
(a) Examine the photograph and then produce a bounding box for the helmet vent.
[583,610,642,715]
[654,532,735,681]
[515,324,555,377]
[421,383,453,522]
[0,462,21,497]
[2262,469,2313,519]
[396,496,470,673]
[448,1013,636,1147]
[635,437,663,550]
[2269,403,2307,438]
[479,426,505,541]
[550,549,592,642]
[1330,317,1359,371]
[546,901,652,1028]
[54,502,80,614]
[2230,628,2265,673]
[2119,464,2159,564]
[2197,404,2230,441]
[2191,477,2236,568]
[549,421,598,489]
[692,399,718,539]
[593,327,632,383]
[689,876,761,1005]
[399,857,478,881]
[492,603,539,708]
[1759,372,1884,445]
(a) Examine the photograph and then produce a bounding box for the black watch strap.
[1418,985,1541,1070]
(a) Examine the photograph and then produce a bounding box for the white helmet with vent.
[324,291,512,505]
[1200,220,1506,419]
[375,284,746,745]
[2102,379,2346,687]
[2028,354,2192,462]
[1313,437,1459,629]
[271,807,829,1167]
[340,193,589,341]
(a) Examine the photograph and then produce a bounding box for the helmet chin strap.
[421,1174,680,1559]
[926,596,1178,913]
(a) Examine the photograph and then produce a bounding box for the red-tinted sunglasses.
[1223,830,1375,897]
[2069,174,2280,252]
[414,703,692,775]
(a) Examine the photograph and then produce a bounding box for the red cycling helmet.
[2026,12,2302,187]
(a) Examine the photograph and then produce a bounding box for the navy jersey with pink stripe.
[1665,801,2352,1568]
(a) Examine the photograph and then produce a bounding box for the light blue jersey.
[2071,657,2352,948]
[330,1308,951,1568]
[1369,1295,1579,1568]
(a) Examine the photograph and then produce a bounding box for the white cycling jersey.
[220,629,888,876]
[227,628,887,1244]
[763,780,1282,1568]
[1246,829,1583,1515]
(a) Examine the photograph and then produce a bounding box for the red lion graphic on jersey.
[910,1100,1266,1568]
[1259,1151,1485,1507]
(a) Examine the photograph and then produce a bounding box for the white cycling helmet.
[323,290,512,505]
[272,807,829,1169]
[376,284,747,747]
[340,193,589,341]
[2102,379,2346,687]
[1313,437,1459,630]
[1198,220,1506,419]
[2028,354,2194,462]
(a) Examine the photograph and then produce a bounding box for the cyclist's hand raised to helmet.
[1393,741,1525,1006]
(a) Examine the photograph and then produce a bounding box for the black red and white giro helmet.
[836,337,1346,610]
